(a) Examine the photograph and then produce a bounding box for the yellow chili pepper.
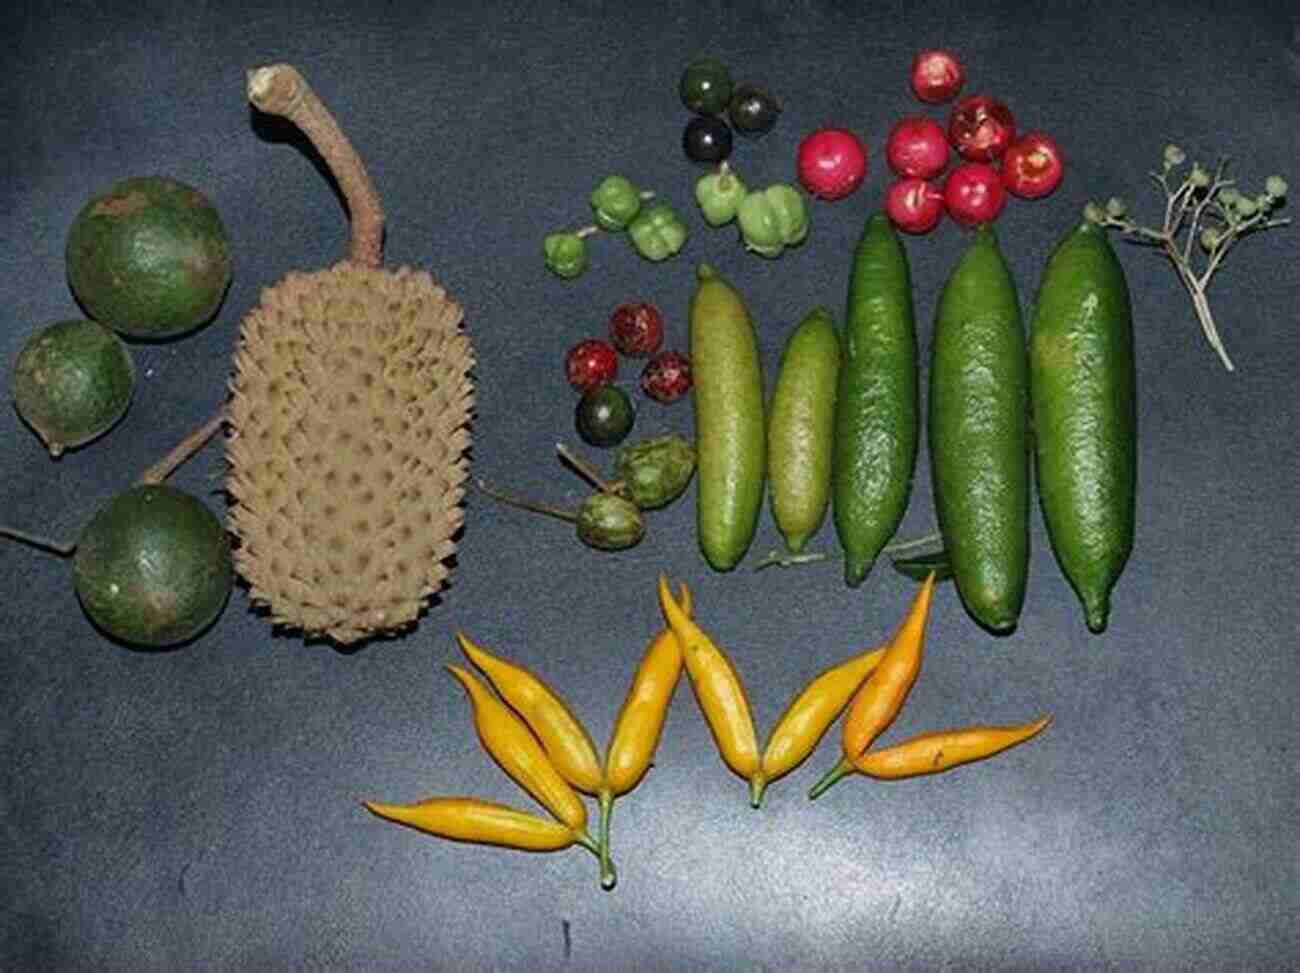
[809,571,937,799]
[446,664,592,838]
[657,574,762,805]
[362,796,598,854]
[754,643,885,806]
[457,631,604,796]
[603,582,692,798]
[850,715,1053,780]
[594,582,691,889]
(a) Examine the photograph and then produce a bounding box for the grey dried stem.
[1094,157,1290,372]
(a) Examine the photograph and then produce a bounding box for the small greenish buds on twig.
[1087,143,1291,372]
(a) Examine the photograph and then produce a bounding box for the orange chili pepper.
[754,643,885,806]
[362,796,598,855]
[850,715,1053,779]
[657,574,762,804]
[809,572,937,799]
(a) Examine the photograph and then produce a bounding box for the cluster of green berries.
[544,176,689,280]
[694,162,810,259]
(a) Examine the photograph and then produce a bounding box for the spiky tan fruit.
[226,261,473,644]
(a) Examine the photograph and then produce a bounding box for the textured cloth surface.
[2,1,1298,969]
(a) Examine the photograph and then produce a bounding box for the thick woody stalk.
[246,64,385,268]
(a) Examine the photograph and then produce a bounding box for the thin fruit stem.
[0,525,76,557]
[247,64,384,268]
[753,531,945,571]
[555,443,620,495]
[472,479,577,523]
[138,408,227,485]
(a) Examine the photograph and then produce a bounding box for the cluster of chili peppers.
[364,573,1050,890]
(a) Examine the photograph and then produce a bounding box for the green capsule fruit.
[591,175,643,232]
[12,319,135,457]
[737,184,808,257]
[695,166,748,226]
[544,232,588,279]
[66,176,231,339]
[615,434,697,509]
[627,202,688,262]
[576,493,645,550]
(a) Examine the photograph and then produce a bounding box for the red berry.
[796,127,868,201]
[886,177,945,234]
[910,49,965,104]
[885,116,950,180]
[609,302,665,357]
[565,339,618,391]
[943,163,1006,227]
[948,95,1016,162]
[1001,132,1065,199]
[640,350,692,403]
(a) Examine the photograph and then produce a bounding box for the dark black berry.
[683,115,733,164]
[728,83,782,137]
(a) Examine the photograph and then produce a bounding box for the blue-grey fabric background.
[2,1,1297,968]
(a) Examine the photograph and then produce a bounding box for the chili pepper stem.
[749,773,767,809]
[597,789,617,890]
[573,827,602,859]
[807,758,853,800]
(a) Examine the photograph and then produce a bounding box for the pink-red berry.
[640,350,692,403]
[796,128,868,201]
[609,302,665,357]
[566,339,618,391]
[910,49,965,104]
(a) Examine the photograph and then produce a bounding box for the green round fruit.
[575,384,635,448]
[11,319,135,456]
[72,484,232,647]
[679,57,733,116]
[66,176,232,339]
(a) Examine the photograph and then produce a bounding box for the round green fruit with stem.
[66,176,232,339]
[72,484,232,647]
[12,319,135,456]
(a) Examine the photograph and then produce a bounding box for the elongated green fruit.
[768,306,841,553]
[690,263,765,571]
[1029,221,1135,633]
[929,226,1028,633]
[832,212,919,586]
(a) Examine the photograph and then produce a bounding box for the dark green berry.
[679,57,733,115]
[575,384,634,448]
